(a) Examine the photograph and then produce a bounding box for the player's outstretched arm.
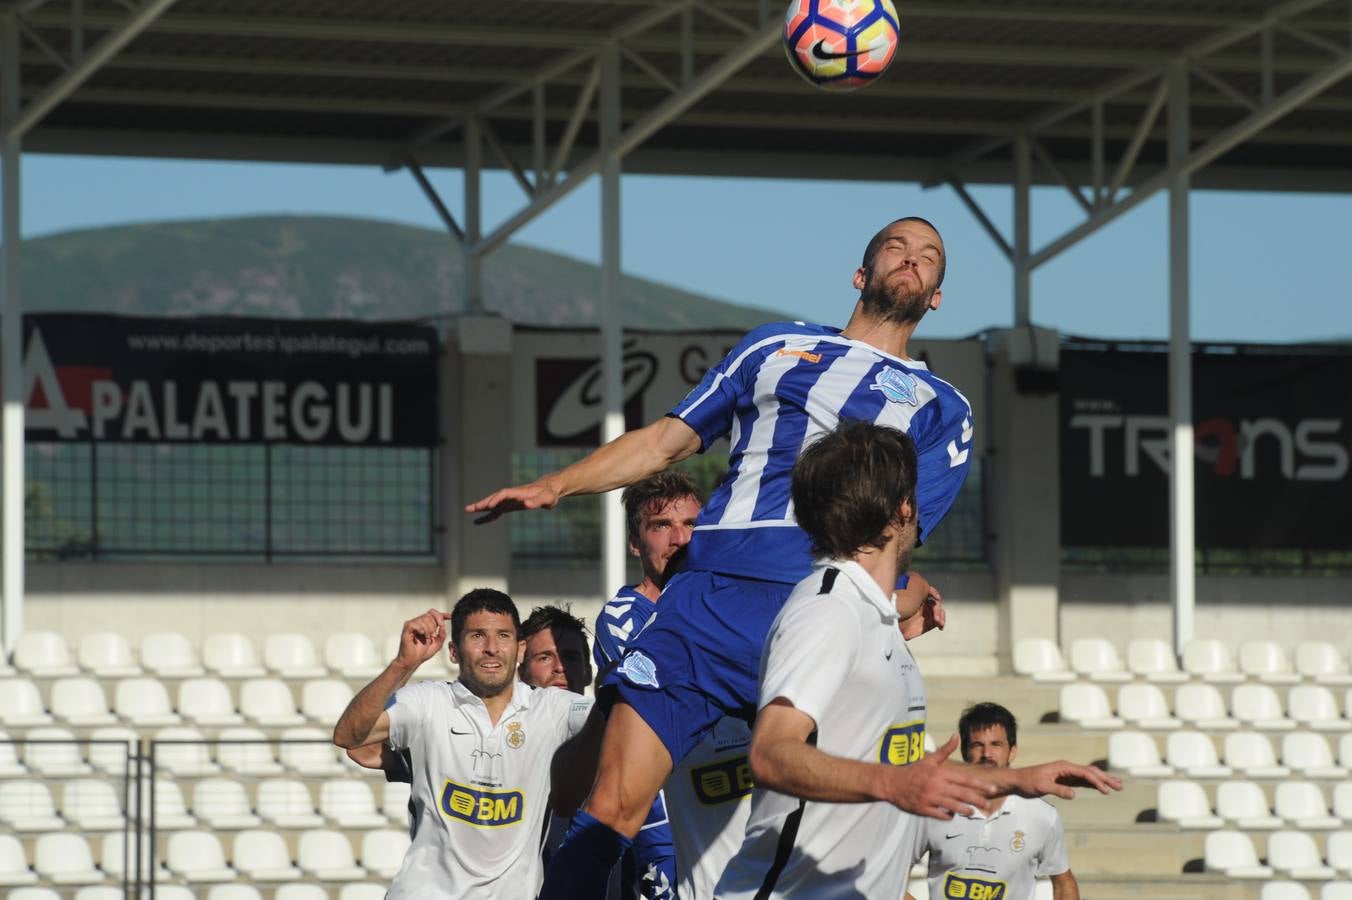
[333,609,449,749]
[465,416,702,523]
[955,758,1123,800]
[1051,869,1080,900]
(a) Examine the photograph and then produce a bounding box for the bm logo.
[440,779,524,828]
[943,874,1006,899]
[879,721,926,766]
[691,756,753,804]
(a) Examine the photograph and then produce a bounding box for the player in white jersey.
[912,703,1079,900]
[333,589,594,900]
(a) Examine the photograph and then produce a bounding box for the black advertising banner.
[22,314,439,447]
[1061,346,1352,549]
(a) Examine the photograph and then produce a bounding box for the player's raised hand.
[1012,760,1124,800]
[465,479,562,524]
[883,734,993,819]
[397,609,452,669]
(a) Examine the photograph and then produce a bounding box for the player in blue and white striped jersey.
[470,218,974,899]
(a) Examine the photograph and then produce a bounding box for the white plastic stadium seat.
[297,830,365,880]
[1216,780,1282,830]
[77,885,132,900]
[205,887,264,900]
[1262,883,1314,900]
[1106,731,1171,777]
[1275,781,1339,830]
[279,727,344,776]
[192,778,262,829]
[1166,730,1232,778]
[0,832,38,885]
[1335,783,1352,821]
[87,726,138,776]
[383,780,412,825]
[1127,638,1188,683]
[12,632,78,677]
[0,679,54,726]
[324,633,382,679]
[164,830,236,883]
[24,726,92,777]
[1268,830,1336,880]
[145,778,198,830]
[1184,639,1244,684]
[240,679,305,727]
[264,634,327,679]
[61,779,125,831]
[1232,684,1296,731]
[320,779,386,829]
[1283,732,1347,778]
[178,678,244,727]
[8,890,61,900]
[33,833,103,885]
[140,632,205,678]
[1296,642,1352,686]
[1069,638,1132,683]
[217,727,283,776]
[230,829,302,882]
[1155,780,1222,829]
[98,832,156,883]
[1343,733,1352,769]
[360,828,411,879]
[153,726,220,777]
[1175,683,1240,731]
[203,634,266,679]
[1013,638,1071,681]
[1058,683,1123,729]
[1204,830,1273,878]
[1289,685,1351,732]
[1328,832,1352,877]
[301,679,354,725]
[338,887,389,900]
[1240,640,1300,685]
[1225,731,1290,778]
[1322,883,1352,900]
[77,633,142,677]
[50,677,118,727]
[256,778,324,829]
[0,780,66,832]
[114,677,181,727]
[274,885,331,900]
[0,728,26,777]
[1116,683,1182,729]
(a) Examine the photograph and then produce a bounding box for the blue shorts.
[605,570,794,765]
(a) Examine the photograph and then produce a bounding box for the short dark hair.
[451,588,520,646]
[621,471,700,540]
[861,217,947,288]
[958,702,1018,759]
[790,420,918,559]
[520,604,589,643]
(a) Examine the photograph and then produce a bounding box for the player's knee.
[582,776,653,837]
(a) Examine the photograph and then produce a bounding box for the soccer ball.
[783,0,900,91]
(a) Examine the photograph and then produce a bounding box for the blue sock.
[539,810,632,900]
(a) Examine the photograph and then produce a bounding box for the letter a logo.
[23,328,87,437]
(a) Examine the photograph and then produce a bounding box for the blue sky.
[22,153,1352,343]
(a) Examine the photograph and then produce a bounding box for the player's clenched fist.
[398,608,452,668]
[880,734,993,819]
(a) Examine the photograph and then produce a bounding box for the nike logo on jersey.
[810,39,869,60]
[945,832,963,839]
[450,727,473,735]
[885,649,894,660]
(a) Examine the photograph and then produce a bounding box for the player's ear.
[1008,744,1018,765]
[448,640,462,666]
[628,537,641,557]
[899,499,915,524]
[929,288,943,311]
[852,266,867,292]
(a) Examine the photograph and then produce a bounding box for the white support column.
[1167,61,1196,657]
[463,116,483,314]
[1013,135,1031,326]
[1,14,24,654]
[598,42,626,597]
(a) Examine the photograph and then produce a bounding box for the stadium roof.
[9,0,1352,194]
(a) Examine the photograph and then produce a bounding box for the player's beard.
[859,268,935,326]
[460,653,517,698]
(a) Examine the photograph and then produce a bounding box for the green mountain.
[19,215,784,329]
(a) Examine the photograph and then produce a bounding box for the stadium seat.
[1225,731,1290,778]
[1217,780,1283,830]
[98,831,155,882]
[77,633,141,677]
[1275,781,1340,830]
[0,679,53,726]
[1290,685,1352,732]
[1262,883,1314,900]
[1342,734,1352,769]
[164,830,236,882]
[1296,642,1352,686]
[256,778,324,829]
[205,887,264,900]
[264,634,327,679]
[324,633,383,679]
[50,677,118,727]
[320,779,386,829]
[1322,883,1352,900]
[1334,783,1352,821]
[1175,682,1240,731]
[178,677,244,727]
[1106,731,1171,777]
[1232,684,1296,731]
[338,887,389,900]
[0,780,65,831]
[360,828,411,879]
[240,678,305,727]
[1069,638,1132,682]
[1184,639,1245,683]
[301,678,354,725]
[24,726,92,777]
[1204,830,1273,878]
[1166,730,1232,778]
[1058,683,1123,729]
[230,829,302,882]
[279,726,344,775]
[383,780,412,825]
[203,634,266,679]
[217,726,284,776]
[145,778,198,830]
[140,632,205,678]
[1013,638,1074,682]
[275,886,331,900]
[1126,638,1188,683]
[74,881,129,898]
[12,632,78,677]
[153,726,220,777]
[154,889,195,900]
[1283,732,1347,778]
[1268,830,1336,880]
[87,726,138,776]
[193,778,262,829]
[33,833,103,884]
[1155,779,1222,829]
[0,832,37,885]
[0,728,27,777]
[8,890,60,900]
[114,677,181,726]
[61,779,125,831]
[1116,683,1181,729]
[298,830,365,880]
[1328,833,1352,877]
[1240,641,1301,685]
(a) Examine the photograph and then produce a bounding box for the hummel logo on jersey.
[870,367,919,405]
[775,347,823,364]
[810,39,870,61]
[618,651,660,688]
